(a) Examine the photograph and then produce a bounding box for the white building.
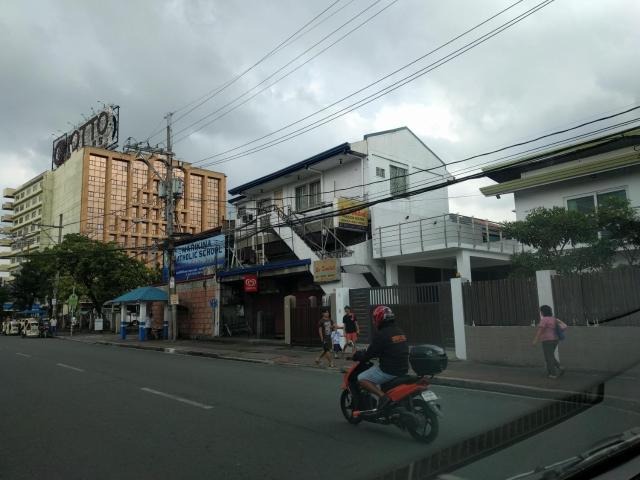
[481,126,640,219]
[226,127,452,287]
[220,127,459,337]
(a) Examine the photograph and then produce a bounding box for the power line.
[170,0,397,144]
[193,0,555,168]
[235,116,640,240]
[145,0,345,142]
[185,0,526,157]
[223,106,640,204]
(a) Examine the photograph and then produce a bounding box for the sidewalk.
[56,333,629,400]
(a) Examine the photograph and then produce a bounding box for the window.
[257,199,271,215]
[567,189,627,213]
[376,167,386,178]
[237,206,246,219]
[295,180,321,211]
[390,165,408,195]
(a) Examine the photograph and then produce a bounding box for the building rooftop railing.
[372,213,522,258]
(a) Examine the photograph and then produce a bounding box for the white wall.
[51,150,84,237]
[514,165,640,220]
[358,129,450,230]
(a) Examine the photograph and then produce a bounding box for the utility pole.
[52,214,63,324]
[165,112,178,341]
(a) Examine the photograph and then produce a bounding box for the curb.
[58,336,274,365]
[55,336,600,399]
[431,375,599,400]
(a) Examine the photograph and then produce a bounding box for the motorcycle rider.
[357,305,409,412]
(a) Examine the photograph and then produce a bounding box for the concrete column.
[163,304,170,340]
[335,288,349,349]
[455,250,472,281]
[139,302,147,341]
[212,280,221,337]
[535,270,556,313]
[450,278,467,360]
[120,303,127,340]
[283,295,296,345]
[385,262,399,286]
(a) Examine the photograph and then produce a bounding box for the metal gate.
[349,282,454,348]
[291,305,322,346]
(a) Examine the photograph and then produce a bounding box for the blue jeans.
[357,364,396,386]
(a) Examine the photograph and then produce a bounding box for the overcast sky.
[1,0,639,222]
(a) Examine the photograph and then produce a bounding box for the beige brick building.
[1,146,226,270]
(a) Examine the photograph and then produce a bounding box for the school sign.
[175,234,225,281]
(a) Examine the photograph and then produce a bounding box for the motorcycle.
[339,344,447,443]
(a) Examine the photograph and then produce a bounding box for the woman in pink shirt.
[532,305,567,378]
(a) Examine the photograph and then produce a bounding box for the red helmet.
[372,305,394,329]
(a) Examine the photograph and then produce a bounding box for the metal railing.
[372,213,521,258]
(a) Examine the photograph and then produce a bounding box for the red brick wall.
[149,278,217,338]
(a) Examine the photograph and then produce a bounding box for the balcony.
[372,213,522,259]
[2,202,13,210]
[0,239,11,247]
[0,250,13,259]
[1,214,14,223]
[0,226,11,235]
[3,188,15,199]
[0,264,11,273]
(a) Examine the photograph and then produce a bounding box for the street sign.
[68,293,79,309]
[243,275,258,293]
[170,294,179,305]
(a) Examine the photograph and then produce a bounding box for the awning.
[217,259,311,279]
[481,152,640,196]
[106,286,168,305]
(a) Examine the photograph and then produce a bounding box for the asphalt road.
[1,336,635,480]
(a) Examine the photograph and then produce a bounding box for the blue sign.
[174,234,225,281]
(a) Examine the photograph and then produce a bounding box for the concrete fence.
[452,269,640,372]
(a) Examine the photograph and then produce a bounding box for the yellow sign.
[170,294,179,305]
[335,197,368,230]
[313,258,341,283]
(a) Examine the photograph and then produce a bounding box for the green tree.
[503,206,615,275]
[10,235,156,313]
[54,234,155,310]
[596,197,640,266]
[10,251,57,310]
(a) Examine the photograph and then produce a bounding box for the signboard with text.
[174,234,225,281]
[313,258,341,283]
[243,275,258,293]
[334,197,369,231]
[52,105,120,168]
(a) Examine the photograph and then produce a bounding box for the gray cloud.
[1,0,638,223]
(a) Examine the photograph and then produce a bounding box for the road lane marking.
[56,363,85,372]
[15,353,31,358]
[140,387,213,410]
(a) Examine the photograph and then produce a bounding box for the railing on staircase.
[271,205,353,259]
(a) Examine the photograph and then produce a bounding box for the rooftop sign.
[52,105,120,168]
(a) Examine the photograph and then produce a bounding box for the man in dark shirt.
[358,305,409,410]
[342,306,359,356]
[315,310,335,368]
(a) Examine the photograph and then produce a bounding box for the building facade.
[0,146,227,274]
[478,126,640,268]
[223,127,453,337]
[480,126,640,219]
[0,173,54,275]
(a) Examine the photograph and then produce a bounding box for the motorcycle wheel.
[340,389,362,425]
[407,399,439,443]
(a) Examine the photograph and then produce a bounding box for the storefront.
[218,259,325,339]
